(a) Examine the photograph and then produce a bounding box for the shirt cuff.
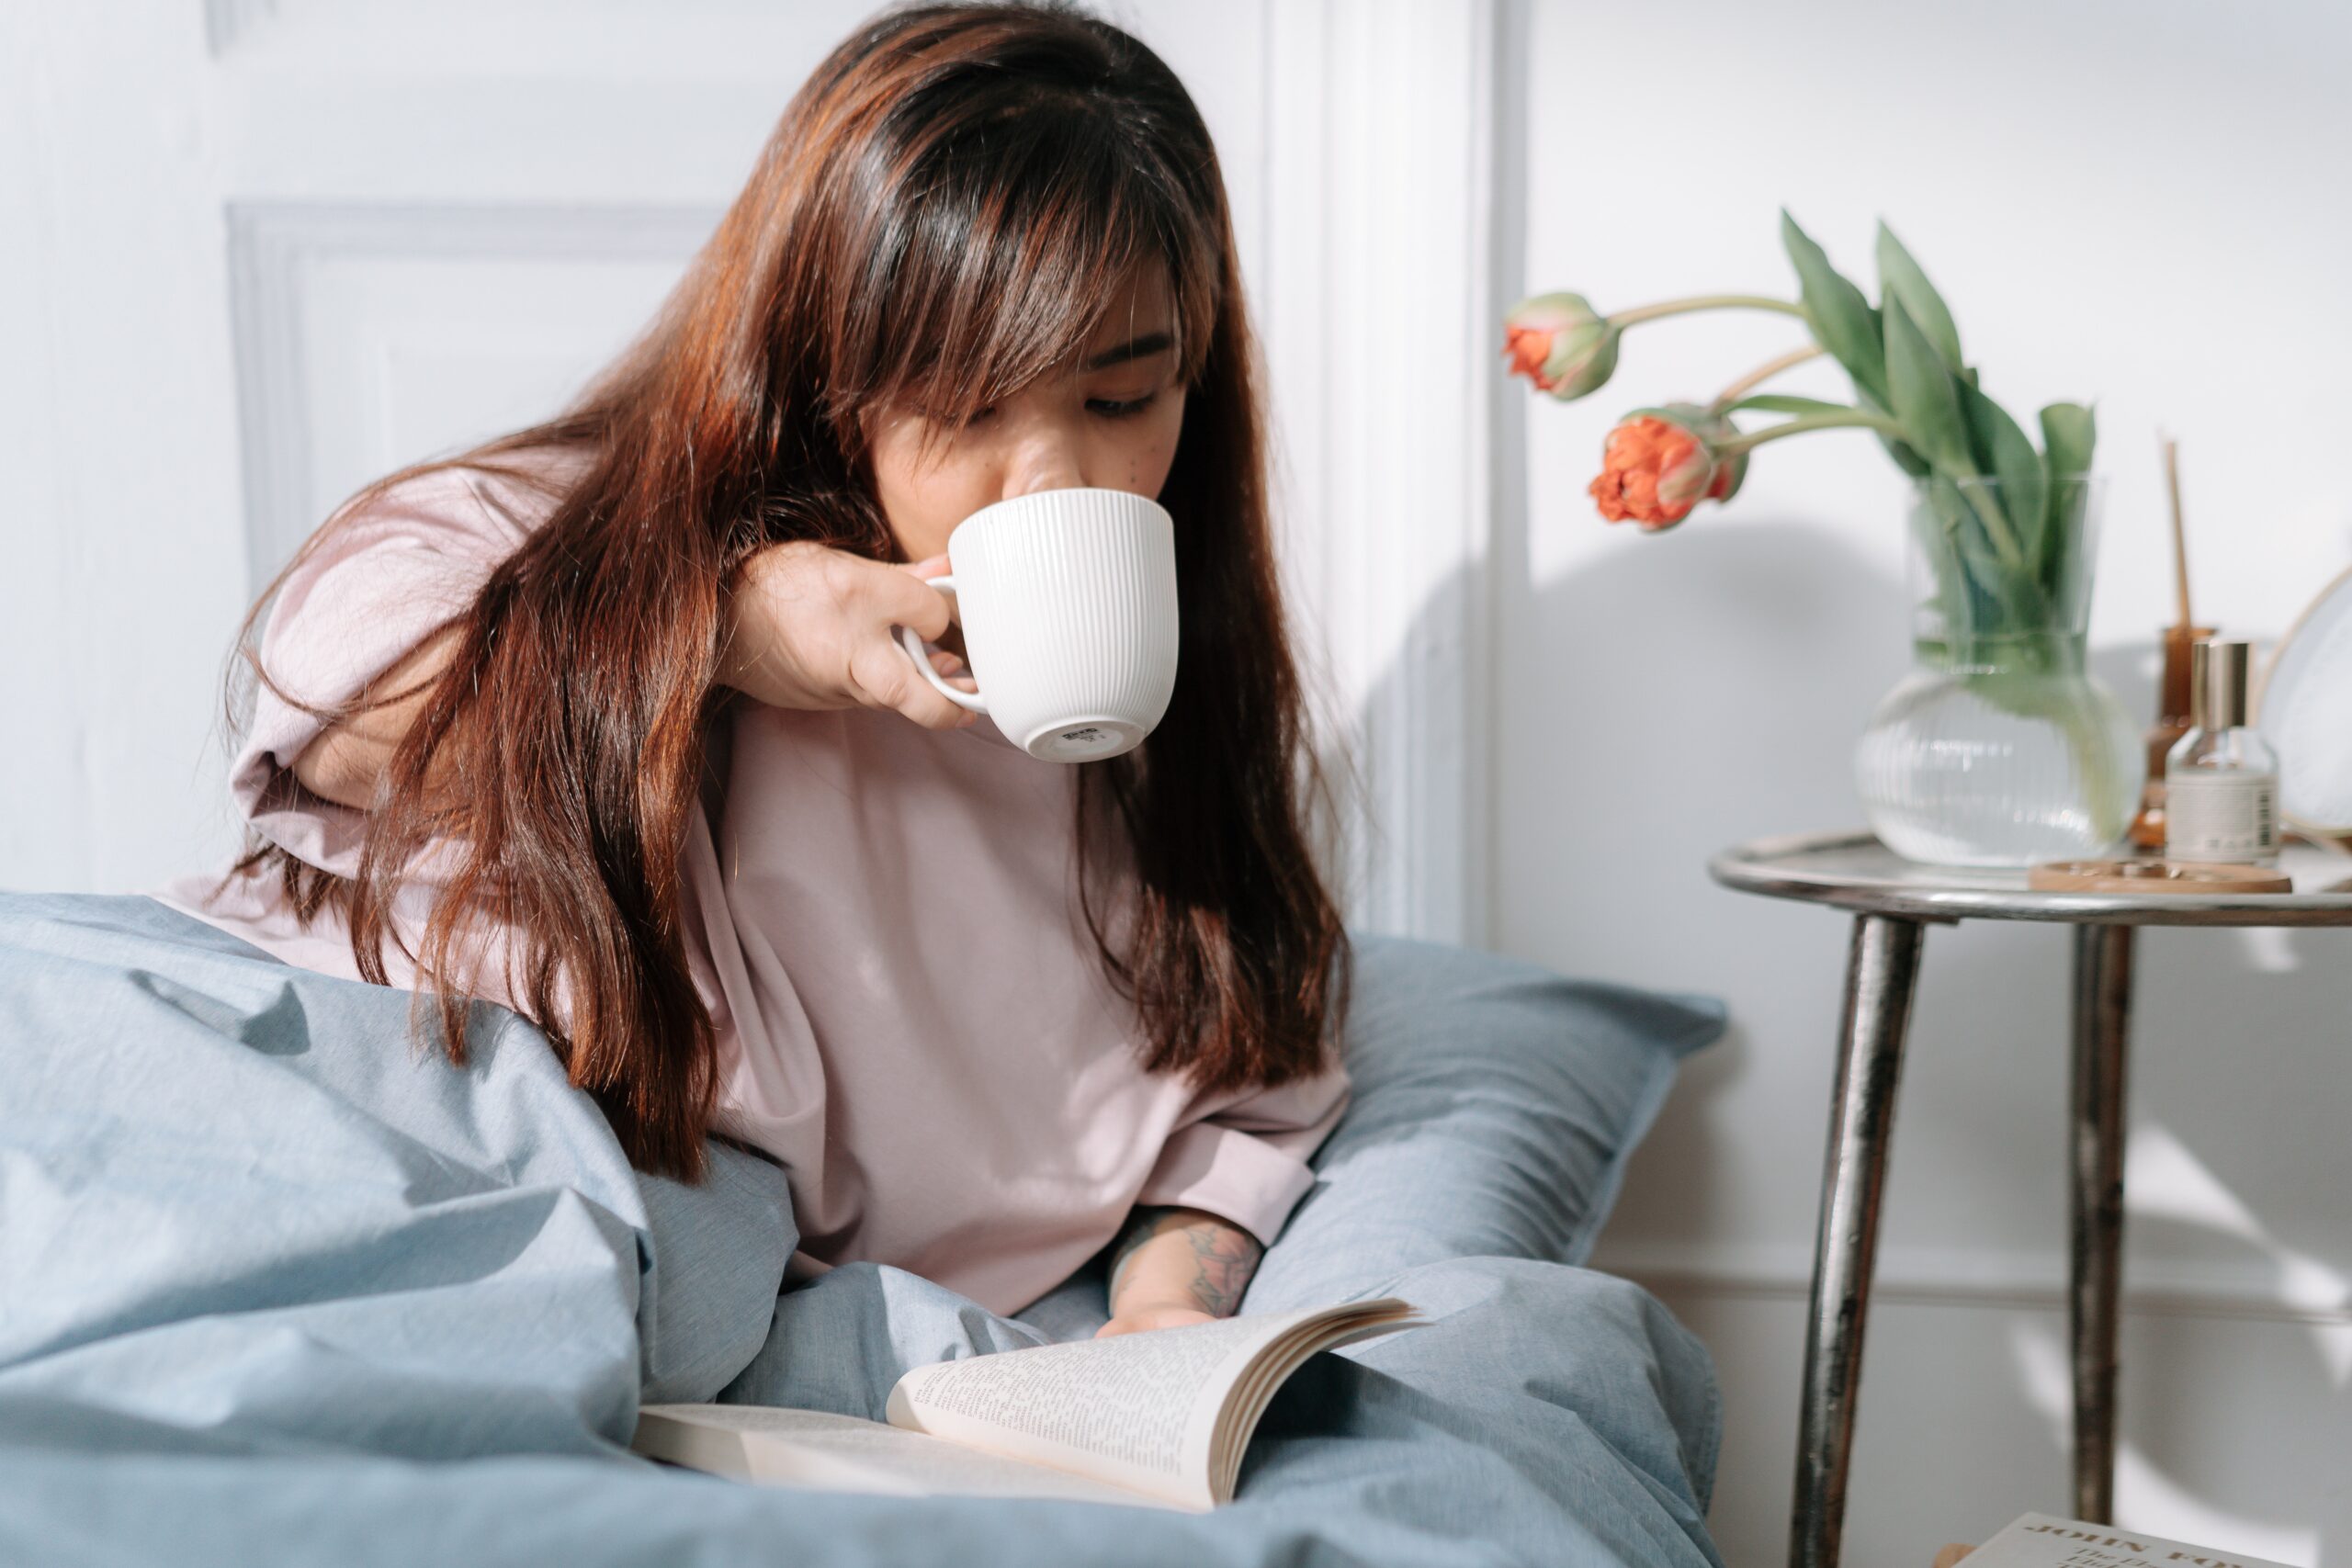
[1131,1122,1321,1247]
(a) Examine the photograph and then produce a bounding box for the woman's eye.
[1087,392,1158,419]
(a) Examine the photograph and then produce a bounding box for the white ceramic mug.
[895,487,1180,762]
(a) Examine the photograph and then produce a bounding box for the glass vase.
[1854,475,2142,868]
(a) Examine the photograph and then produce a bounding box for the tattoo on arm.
[1105,1204,1265,1317]
[1174,1215,1262,1315]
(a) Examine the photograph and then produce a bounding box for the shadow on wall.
[1498,516,1916,1287]
[1329,514,1910,1280]
[1336,509,2351,1559]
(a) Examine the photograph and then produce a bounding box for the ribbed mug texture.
[949,489,1179,753]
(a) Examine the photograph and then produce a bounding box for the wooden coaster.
[2027,859,2293,895]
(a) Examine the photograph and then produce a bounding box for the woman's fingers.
[851,637,976,730]
[877,559,956,643]
[719,540,981,725]
[927,649,978,693]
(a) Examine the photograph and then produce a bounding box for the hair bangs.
[830,93,1219,449]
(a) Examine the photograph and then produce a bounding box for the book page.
[631,1404,1160,1509]
[1202,1306,1423,1500]
[1962,1513,2299,1568]
[885,1303,1408,1512]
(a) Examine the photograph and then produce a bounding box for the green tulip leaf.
[1875,221,1962,369]
[1857,384,1930,476]
[2040,400,2098,480]
[1883,295,1973,476]
[1962,383,2048,569]
[1781,210,1887,407]
[1916,479,1976,635]
[1923,476,2014,626]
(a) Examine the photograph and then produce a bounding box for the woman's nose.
[1001,429,1087,500]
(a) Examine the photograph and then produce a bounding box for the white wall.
[6,1,2346,1563]
[1496,0,2352,1563]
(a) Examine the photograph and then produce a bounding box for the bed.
[0,891,1727,1567]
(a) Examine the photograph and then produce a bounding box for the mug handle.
[895,576,989,715]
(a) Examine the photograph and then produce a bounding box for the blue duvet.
[0,892,1722,1567]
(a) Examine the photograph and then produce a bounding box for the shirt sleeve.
[1131,1061,1352,1247]
[232,464,543,876]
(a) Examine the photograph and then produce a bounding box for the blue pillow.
[1238,931,1726,1314]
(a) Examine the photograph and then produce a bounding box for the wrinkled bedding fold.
[0,893,1722,1568]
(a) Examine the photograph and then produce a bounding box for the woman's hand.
[718,541,980,728]
[1097,1302,1217,1337]
[1094,1205,1263,1338]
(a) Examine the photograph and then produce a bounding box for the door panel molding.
[226,201,718,583]
[1261,0,1499,944]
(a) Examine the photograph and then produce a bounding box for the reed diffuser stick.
[2163,433,2193,632]
[2130,431,2210,849]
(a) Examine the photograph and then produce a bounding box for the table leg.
[1790,914,1927,1568]
[2069,924,2134,1523]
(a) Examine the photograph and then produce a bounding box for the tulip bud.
[1588,402,1745,530]
[1502,292,1619,401]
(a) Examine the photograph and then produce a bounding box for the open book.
[632,1296,1421,1512]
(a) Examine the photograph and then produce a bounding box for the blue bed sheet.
[0,893,1721,1567]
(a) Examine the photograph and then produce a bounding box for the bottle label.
[2165,772,2278,861]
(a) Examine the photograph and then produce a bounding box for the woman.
[156,0,1355,1340]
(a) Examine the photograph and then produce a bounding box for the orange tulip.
[1501,292,1618,401]
[1588,407,1744,530]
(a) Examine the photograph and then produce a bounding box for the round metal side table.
[1710,830,2352,1568]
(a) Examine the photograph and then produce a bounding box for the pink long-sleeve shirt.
[153,448,1348,1316]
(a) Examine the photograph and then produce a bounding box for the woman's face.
[861,263,1189,562]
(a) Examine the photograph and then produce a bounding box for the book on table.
[631,1296,1423,1513]
[1959,1513,2301,1568]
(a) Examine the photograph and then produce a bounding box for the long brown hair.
[228,0,1352,1182]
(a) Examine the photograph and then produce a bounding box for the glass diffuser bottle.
[2164,638,2280,865]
